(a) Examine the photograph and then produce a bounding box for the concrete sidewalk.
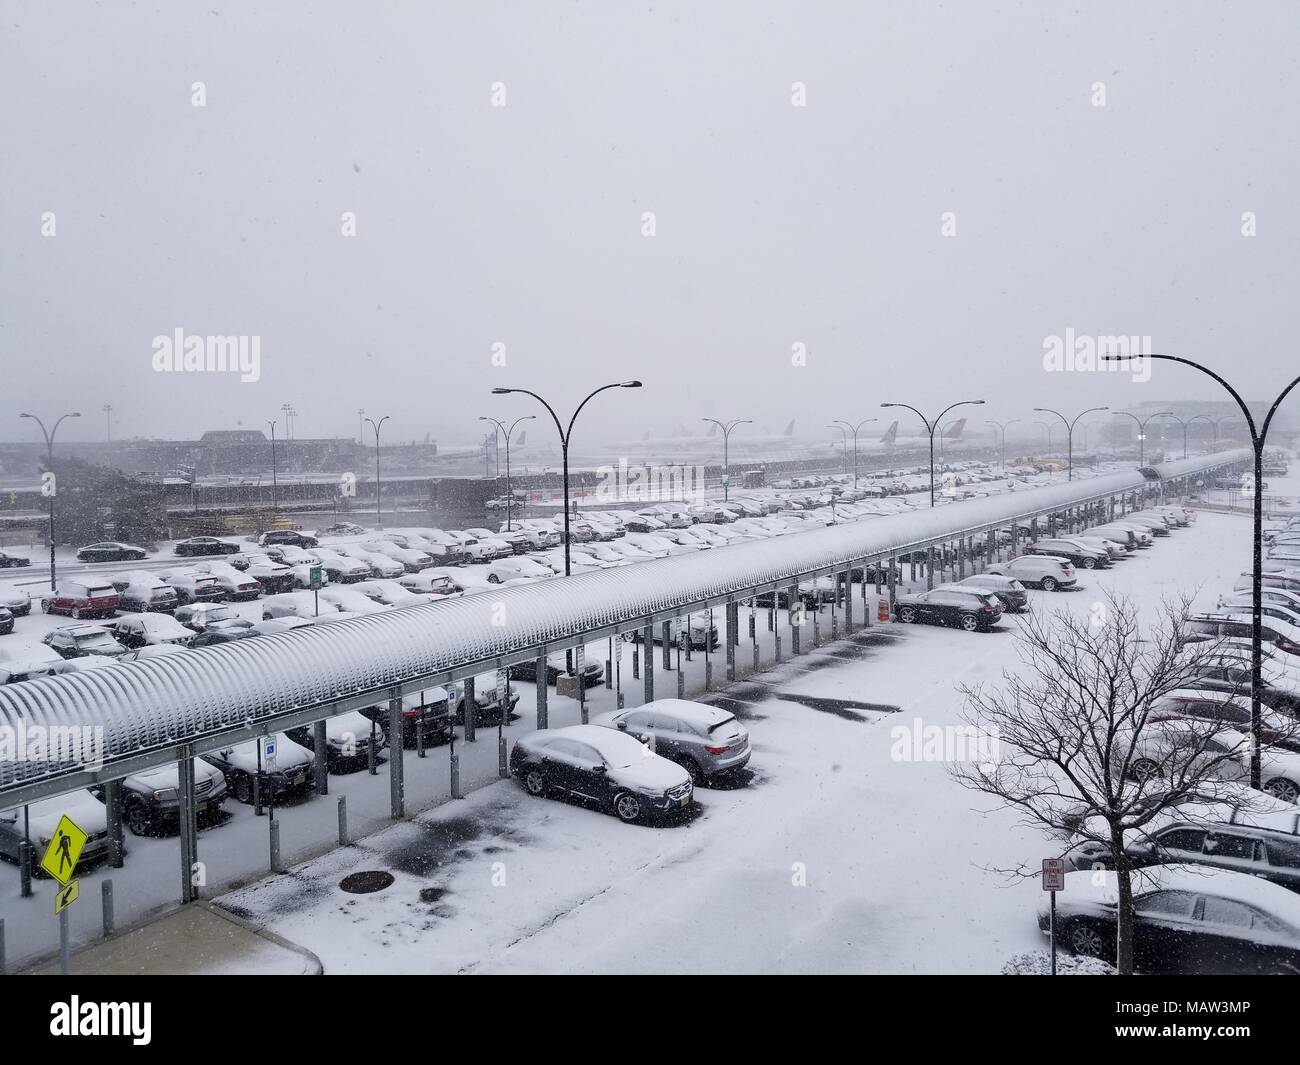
[25,901,320,975]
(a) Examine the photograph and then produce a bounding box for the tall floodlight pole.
[267,421,279,511]
[493,381,643,576]
[880,399,985,507]
[480,415,535,530]
[1104,352,1300,790]
[357,408,365,445]
[701,418,751,501]
[365,416,390,528]
[19,411,81,590]
[1111,410,1173,466]
[985,419,1020,468]
[830,419,877,487]
[1033,406,1109,481]
[102,404,113,442]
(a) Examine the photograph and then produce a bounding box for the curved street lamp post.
[880,399,985,507]
[19,411,81,590]
[1104,353,1300,789]
[701,418,751,501]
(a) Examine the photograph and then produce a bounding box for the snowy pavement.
[210,507,1260,973]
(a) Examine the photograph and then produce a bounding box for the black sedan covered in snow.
[1042,864,1300,974]
[510,724,693,822]
[174,536,240,557]
[0,550,31,568]
[894,587,1004,632]
[76,541,147,563]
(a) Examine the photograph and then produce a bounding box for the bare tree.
[954,588,1293,974]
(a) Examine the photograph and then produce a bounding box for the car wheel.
[675,757,703,786]
[1040,577,1059,592]
[959,613,979,632]
[522,768,546,796]
[1131,758,1162,783]
[1081,557,1096,569]
[487,573,500,584]
[898,606,918,623]
[1068,921,1107,959]
[612,791,643,823]
[125,799,153,836]
[71,607,82,620]
[232,773,253,804]
[1265,777,1300,804]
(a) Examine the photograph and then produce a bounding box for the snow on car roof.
[640,698,734,727]
[1088,863,1300,927]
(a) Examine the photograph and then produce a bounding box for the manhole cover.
[339,870,395,894]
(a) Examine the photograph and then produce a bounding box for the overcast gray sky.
[2,1,1297,446]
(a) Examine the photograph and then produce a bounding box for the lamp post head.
[619,380,643,388]
[491,387,513,395]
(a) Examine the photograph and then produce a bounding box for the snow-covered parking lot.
[210,507,1256,973]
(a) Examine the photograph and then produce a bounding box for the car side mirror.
[591,764,606,773]
[616,720,628,730]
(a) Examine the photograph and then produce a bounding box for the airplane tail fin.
[943,418,967,440]
[516,430,526,447]
[882,420,898,445]
[706,422,718,437]
[783,419,795,437]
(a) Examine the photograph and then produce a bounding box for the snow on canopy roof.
[0,450,1249,790]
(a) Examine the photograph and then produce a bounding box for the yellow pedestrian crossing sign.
[40,814,88,886]
[54,878,80,914]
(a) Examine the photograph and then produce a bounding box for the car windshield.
[75,632,115,645]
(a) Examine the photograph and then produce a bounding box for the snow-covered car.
[397,571,463,598]
[0,583,32,617]
[160,569,225,605]
[364,540,433,572]
[191,560,264,601]
[262,591,339,620]
[510,724,693,822]
[591,699,750,783]
[286,710,388,770]
[1040,863,1300,973]
[438,533,496,563]
[508,652,604,688]
[42,624,127,659]
[318,586,388,614]
[174,536,241,557]
[175,602,252,633]
[449,674,520,725]
[334,545,406,578]
[76,541,147,563]
[261,544,323,568]
[309,548,371,583]
[463,529,516,559]
[0,550,31,568]
[204,734,316,803]
[352,579,437,608]
[984,554,1077,591]
[228,552,297,593]
[502,525,560,550]
[109,571,179,613]
[486,557,555,583]
[108,613,197,648]
[111,759,227,834]
[0,791,112,873]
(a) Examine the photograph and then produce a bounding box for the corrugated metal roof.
[0,451,1248,789]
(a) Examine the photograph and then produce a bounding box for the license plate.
[678,795,690,807]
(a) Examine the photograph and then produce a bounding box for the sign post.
[495,667,509,777]
[41,814,87,976]
[309,565,323,617]
[261,734,278,820]
[1042,857,1066,975]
